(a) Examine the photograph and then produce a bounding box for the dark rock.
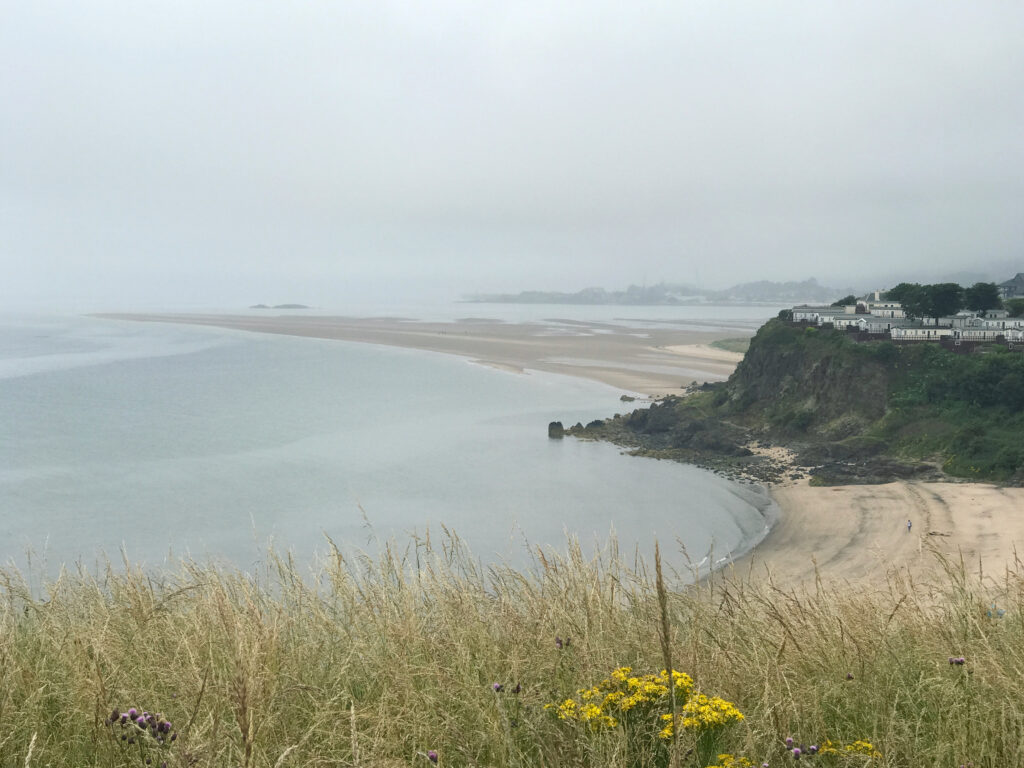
[548,421,565,439]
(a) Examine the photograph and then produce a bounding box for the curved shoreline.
[95,312,1024,585]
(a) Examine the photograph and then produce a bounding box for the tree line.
[881,282,1008,321]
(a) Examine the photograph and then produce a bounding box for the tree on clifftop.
[887,282,964,321]
[965,282,1003,315]
[924,283,965,320]
[884,282,920,303]
[831,295,858,307]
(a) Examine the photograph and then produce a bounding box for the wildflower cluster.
[658,693,745,739]
[546,665,743,741]
[105,706,177,766]
[704,753,754,768]
[948,656,967,666]
[841,740,880,757]
[785,737,881,760]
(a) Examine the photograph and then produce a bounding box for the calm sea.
[0,307,778,576]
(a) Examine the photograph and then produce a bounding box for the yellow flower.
[677,694,745,734]
[611,666,632,682]
[704,756,753,768]
[819,740,839,755]
[556,699,577,720]
[844,739,881,758]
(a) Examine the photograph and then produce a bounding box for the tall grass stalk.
[1,535,1022,766]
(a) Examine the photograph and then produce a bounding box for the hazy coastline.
[101,311,1024,586]
[94,312,746,397]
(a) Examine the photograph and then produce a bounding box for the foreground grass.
[2,538,1022,767]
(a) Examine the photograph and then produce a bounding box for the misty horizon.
[3,3,1023,312]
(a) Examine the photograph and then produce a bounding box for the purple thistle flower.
[846,672,854,680]
[809,745,818,754]
[785,737,793,747]
[492,683,503,693]
[555,636,563,649]
[427,750,438,764]
[792,747,801,759]
[170,732,177,742]
[512,682,521,694]
[128,708,137,718]
[136,716,146,728]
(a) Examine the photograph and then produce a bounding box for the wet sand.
[728,482,1024,585]
[96,313,744,397]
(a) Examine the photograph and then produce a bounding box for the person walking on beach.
[907,519,912,533]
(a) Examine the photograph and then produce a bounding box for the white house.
[891,327,953,341]
[866,301,905,319]
[792,305,843,324]
[954,328,1024,342]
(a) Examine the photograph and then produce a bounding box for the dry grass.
[1,535,1022,767]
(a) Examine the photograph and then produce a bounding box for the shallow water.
[0,312,775,576]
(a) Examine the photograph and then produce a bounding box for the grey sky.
[2,2,1023,310]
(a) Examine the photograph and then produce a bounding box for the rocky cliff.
[567,319,1024,485]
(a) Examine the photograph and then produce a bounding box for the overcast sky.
[2,2,1023,310]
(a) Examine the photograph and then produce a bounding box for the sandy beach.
[102,312,1024,585]
[97,313,744,397]
[728,482,1024,586]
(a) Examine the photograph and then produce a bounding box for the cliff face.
[721,321,889,431]
[570,319,1024,485]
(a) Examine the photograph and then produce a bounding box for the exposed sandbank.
[96,313,744,397]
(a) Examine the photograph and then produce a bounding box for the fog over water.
[3,3,1023,311]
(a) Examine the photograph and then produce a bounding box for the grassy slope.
[706,320,1024,483]
[2,542,1024,767]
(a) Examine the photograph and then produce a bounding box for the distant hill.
[465,279,853,306]
[250,304,311,309]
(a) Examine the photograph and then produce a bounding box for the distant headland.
[250,304,311,309]
[464,278,854,306]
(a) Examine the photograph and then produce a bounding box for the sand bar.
[97,313,746,397]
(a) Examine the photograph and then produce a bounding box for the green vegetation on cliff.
[574,320,1024,484]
